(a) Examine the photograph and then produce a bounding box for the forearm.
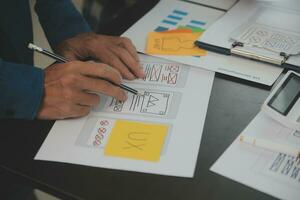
[35,0,92,49]
[0,59,44,119]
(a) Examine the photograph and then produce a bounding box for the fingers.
[37,82,92,120]
[118,37,139,62]
[63,89,100,106]
[58,61,128,101]
[103,50,136,80]
[89,35,144,80]
[53,103,91,119]
[77,62,123,85]
[79,76,127,101]
[55,103,90,119]
[61,51,78,61]
[54,33,145,80]
[109,45,145,79]
[39,60,130,120]
[70,105,91,118]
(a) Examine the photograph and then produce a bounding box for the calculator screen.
[268,73,300,115]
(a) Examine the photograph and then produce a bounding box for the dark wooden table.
[0,1,278,200]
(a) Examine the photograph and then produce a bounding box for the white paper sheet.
[187,0,238,10]
[211,112,300,200]
[122,0,283,86]
[199,0,300,72]
[35,54,214,178]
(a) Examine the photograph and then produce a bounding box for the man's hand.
[37,61,127,120]
[55,33,145,80]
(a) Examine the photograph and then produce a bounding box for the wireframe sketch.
[75,116,173,156]
[103,91,173,116]
[127,61,190,88]
[141,62,180,86]
[75,117,115,149]
[231,23,300,54]
[88,119,113,148]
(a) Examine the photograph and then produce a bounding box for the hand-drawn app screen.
[94,90,181,119]
[129,61,190,88]
[76,117,170,162]
[105,91,170,116]
[230,7,300,55]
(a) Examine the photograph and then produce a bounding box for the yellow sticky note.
[146,32,206,56]
[104,120,168,162]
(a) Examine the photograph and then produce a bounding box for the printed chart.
[253,128,300,187]
[266,153,300,185]
[154,9,206,32]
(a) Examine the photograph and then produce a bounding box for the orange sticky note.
[104,120,168,162]
[146,32,206,56]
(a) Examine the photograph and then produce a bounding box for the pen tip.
[136,92,144,96]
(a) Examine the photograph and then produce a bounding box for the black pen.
[28,43,142,96]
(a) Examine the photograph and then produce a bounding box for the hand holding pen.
[28,43,142,96]
[28,43,142,120]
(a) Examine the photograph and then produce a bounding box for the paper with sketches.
[211,112,300,200]
[228,4,300,62]
[231,22,300,55]
[199,0,300,75]
[146,32,206,56]
[35,54,214,177]
[123,0,283,86]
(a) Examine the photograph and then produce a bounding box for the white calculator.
[262,70,300,131]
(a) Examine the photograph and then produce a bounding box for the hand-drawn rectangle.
[128,61,190,88]
[104,120,169,162]
[93,89,181,119]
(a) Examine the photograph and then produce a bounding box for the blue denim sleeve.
[35,0,92,49]
[0,59,44,119]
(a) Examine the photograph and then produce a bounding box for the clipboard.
[195,40,299,71]
[195,0,300,72]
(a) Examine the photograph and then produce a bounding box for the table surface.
[0,1,278,200]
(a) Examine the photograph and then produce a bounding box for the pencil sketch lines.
[146,95,159,107]
[138,62,182,86]
[123,132,149,151]
[104,91,172,117]
[233,23,300,53]
[162,37,194,51]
